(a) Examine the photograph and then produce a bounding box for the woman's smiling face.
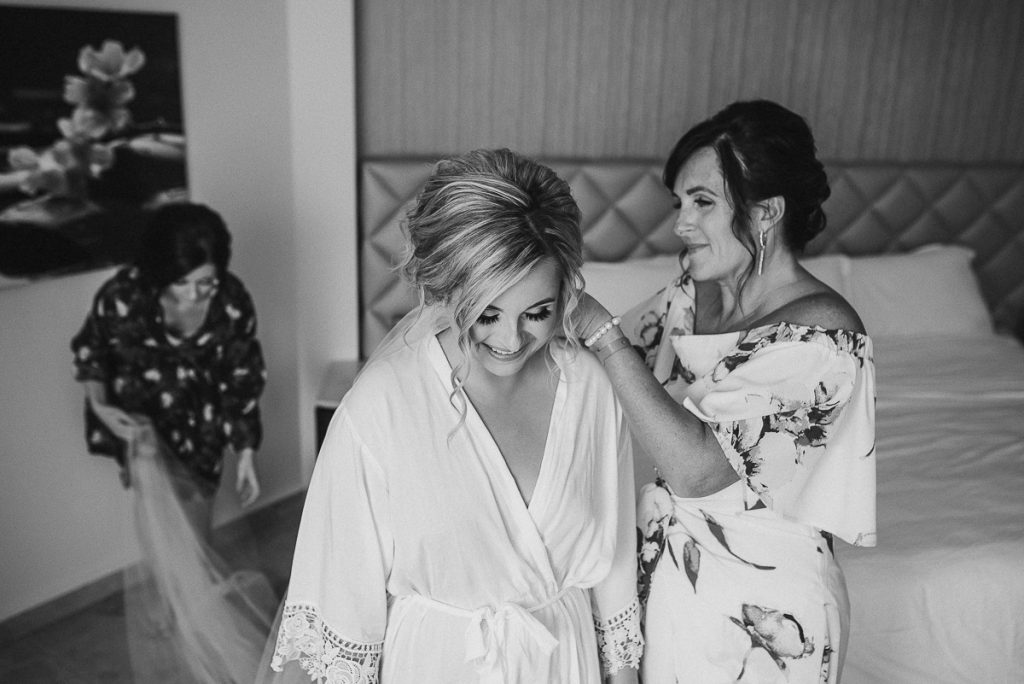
[670,146,753,284]
[467,259,562,378]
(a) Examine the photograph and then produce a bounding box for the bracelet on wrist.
[591,323,625,352]
[594,335,632,363]
[584,316,621,348]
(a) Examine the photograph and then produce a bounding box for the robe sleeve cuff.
[593,595,644,675]
[270,604,382,684]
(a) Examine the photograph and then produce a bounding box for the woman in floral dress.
[575,101,876,683]
[71,201,266,533]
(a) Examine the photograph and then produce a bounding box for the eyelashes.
[671,196,713,210]
[476,308,553,326]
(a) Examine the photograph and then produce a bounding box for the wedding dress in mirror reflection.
[123,424,277,683]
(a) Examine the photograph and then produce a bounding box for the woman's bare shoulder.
[773,290,866,334]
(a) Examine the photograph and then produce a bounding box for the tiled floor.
[0,492,304,683]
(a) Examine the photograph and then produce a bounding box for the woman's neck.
[703,251,807,332]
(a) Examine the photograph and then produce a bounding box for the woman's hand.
[606,666,639,684]
[572,292,615,341]
[233,447,261,507]
[90,399,143,442]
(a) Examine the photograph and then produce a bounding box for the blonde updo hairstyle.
[400,148,584,399]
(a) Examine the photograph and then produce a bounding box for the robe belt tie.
[408,588,572,684]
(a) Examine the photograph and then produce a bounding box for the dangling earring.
[756,230,766,276]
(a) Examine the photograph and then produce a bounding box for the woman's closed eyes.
[476,307,553,326]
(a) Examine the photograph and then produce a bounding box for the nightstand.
[315,360,364,453]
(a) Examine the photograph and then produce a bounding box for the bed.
[357,157,1024,683]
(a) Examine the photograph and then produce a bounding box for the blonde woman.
[269,149,642,683]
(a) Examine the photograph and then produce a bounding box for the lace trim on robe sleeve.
[593,596,644,676]
[270,604,382,684]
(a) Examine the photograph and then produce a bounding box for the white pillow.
[582,246,994,338]
[844,244,993,338]
[581,254,681,315]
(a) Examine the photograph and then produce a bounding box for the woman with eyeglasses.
[71,202,274,681]
[71,201,267,535]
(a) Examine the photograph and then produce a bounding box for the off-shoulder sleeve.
[271,409,392,683]
[589,412,643,676]
[683,327,876,546]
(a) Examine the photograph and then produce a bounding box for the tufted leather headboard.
[360,159,1024,356]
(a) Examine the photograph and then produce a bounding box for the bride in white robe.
[268,149,642,684]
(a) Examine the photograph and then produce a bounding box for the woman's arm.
[607,667,639,684]
[590,411,643,680]
[232,446,260,507]
[72,273,143,443]
[216,282,266,506]
[579,295,738,497]
[217,278,267,456]
[271,410,389,680]
[83,379,143,442]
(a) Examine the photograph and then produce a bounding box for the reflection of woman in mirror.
[71,201,266,535]
[70,202,274,683]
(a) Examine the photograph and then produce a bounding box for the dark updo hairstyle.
[135,202,232,290]
[663,99,830,255]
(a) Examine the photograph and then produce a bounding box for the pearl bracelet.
[584,316,621,348]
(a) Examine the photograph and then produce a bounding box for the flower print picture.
[0,6,187,288]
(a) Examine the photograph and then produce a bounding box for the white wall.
[0,0,359,622]
[287,0,360,481]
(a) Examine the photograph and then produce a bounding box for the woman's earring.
[756,230,766,276]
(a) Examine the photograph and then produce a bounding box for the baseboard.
[0,489,306,646]
[0,567,123,645]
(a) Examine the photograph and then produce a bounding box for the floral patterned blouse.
[71,266,266,495]
[621,265,877,546]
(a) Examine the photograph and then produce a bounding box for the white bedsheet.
[840,334,1024,684]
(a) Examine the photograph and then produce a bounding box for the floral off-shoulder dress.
[71,266,266,496]
[622,267,876,684]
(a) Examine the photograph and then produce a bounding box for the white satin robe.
[271,334,641,683]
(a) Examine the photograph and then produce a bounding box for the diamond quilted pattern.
[360,160,1024,355]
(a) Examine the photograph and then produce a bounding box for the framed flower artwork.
[0,6,186,288]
